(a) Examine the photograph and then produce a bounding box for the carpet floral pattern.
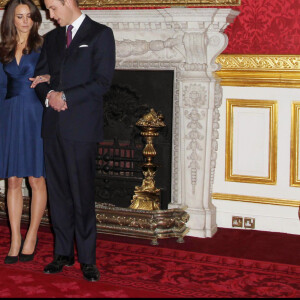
[0,227,299,298]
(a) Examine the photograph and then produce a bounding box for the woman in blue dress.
[0,0,49,264]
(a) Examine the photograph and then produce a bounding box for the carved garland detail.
[185,109,205,194]
[210,83,222,192]
[183,84,207,108]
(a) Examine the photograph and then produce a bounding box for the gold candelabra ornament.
[130,109,166,210]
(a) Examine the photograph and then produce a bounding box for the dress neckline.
[15,54,24,67]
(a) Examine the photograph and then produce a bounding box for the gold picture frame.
[290,102,300,187]
[225,99,278,184]
[0,0,241,8]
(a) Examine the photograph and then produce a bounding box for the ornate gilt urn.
[130,109,166,210]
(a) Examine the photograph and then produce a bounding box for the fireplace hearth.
[96,70,174,209]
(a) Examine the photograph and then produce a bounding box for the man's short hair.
[58,0,79,6]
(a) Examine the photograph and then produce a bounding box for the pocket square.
[79,45,88,48]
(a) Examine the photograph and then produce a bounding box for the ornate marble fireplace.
[0,7,239,238]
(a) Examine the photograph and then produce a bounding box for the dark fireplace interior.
[95,70,174,209]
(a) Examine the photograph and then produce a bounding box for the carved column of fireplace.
[0,8,239,239]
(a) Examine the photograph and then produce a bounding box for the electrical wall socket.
[232,216,243,228]
[244,217,255,229]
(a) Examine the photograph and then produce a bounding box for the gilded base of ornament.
[130,190,161,210]
[216,54,300,88]
[96,203,189,244]
[0,195,189,245]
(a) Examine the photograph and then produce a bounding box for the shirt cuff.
[45,90,54,107]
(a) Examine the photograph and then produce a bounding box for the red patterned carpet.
[0,224,299,298]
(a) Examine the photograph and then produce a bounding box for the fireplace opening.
[96,70,174,209]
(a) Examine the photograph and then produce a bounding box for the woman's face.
[14,4,33,35]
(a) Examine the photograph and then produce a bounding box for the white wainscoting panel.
[298,116,300,180]
[213,86,300,235]
[232,106,270,177]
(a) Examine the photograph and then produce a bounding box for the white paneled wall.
[213,86,300,235]
[232,106,270,177]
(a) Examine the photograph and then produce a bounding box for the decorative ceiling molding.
[216,54,300,88]
[0,0,241,9]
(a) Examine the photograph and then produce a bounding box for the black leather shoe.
[4,238,24,264]
[81,264,100,282]
[44,255,75,274]
[19,237,38,262]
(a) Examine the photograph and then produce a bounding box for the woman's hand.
[29,75,50,88]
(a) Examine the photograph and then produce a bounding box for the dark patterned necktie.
[66,25,73,48]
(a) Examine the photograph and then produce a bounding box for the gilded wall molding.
[212,193,300,207]
[290,102,300,187]
[226,99,278,185]
[216,54,300,88]
[0,0,241,8]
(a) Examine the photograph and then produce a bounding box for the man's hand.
[48,91,68,112]
[60,102,68,111]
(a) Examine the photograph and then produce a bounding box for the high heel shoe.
[4,238,24,264]
[19,237,38,262]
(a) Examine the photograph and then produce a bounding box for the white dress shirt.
[45,14,86,107]
[66,13,86,40]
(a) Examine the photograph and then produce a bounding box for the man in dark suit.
[34,0,115,282]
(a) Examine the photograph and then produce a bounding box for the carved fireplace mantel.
[0,7,239,238]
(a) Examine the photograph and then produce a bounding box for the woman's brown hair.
[0,0,43,64]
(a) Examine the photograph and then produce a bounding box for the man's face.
[45,0,72,27]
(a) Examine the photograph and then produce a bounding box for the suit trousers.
[44,131,98,264]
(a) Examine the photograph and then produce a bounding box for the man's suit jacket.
[34,16,115,142]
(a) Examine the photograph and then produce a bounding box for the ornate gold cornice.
[212,193,300,207]
[216,54,300,88]
[0,0,241,9]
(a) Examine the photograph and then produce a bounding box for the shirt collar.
[67,13,86,32]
